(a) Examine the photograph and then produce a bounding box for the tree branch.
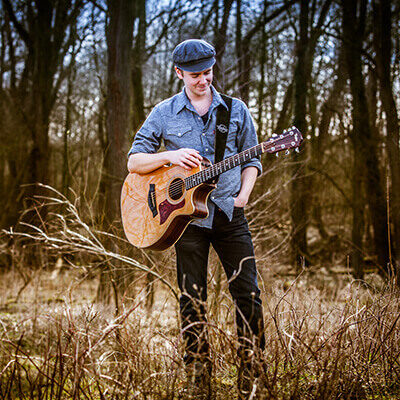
[243,0,299,44]
[2,0,32,47]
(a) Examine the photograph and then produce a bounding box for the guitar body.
[121,159,215,250]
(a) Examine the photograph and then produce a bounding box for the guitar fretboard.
[185,143,264,189]
[184,127,302,190]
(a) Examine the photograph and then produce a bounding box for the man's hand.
[233,194,249,208]
[168,148,203,170]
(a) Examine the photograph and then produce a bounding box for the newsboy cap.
[172,39,216,72]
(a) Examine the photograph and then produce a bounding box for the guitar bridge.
[147,184,158,218]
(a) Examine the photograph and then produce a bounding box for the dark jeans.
[175,206,265,364]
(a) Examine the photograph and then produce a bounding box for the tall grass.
[1,186,399,399]
[0,265,399,399]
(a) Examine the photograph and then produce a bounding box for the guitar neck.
[184,127,302,190]
[185,143,265,190]
[185,126,303,189]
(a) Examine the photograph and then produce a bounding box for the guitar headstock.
[262,127,303,155]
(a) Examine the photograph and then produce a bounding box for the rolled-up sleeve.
[128,106,163,157]
[236,100,263,176]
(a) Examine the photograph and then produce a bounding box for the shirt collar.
[174,88,189,114]
[173,85,228,115]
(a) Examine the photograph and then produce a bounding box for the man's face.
[175,67,213,98]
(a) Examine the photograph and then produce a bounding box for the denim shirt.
[128,86,262,228]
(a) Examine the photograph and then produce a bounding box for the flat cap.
[172,39,216,72]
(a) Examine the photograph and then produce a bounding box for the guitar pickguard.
[159,198,185,225]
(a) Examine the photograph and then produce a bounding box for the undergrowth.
[0,266,399,399]
[0,188,399,399]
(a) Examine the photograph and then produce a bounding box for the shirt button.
[178,133,181,136]
[198,117,201,120]
[202,133,205,136]
[205,148,208,151]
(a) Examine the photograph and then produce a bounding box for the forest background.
[0,0,400,399]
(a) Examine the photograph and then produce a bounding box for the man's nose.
[199,74,207,83]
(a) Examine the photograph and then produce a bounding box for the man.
[127,39,265,398]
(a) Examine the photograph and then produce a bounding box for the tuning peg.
[276,152,279,157]
[295,147,300,153]
[285,149,290,155]
[272,133,278,137]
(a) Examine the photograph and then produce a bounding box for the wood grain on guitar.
[121,127,303,251]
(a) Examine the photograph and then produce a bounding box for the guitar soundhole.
[169,178,185,201]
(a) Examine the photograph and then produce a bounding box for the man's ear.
[175,67,184,80]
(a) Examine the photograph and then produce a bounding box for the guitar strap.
[214,94,232,182]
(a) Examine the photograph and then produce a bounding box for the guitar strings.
[152,162,223,198]
[148,173,202,201]
[147,164,228,203]
[141,133,299,207]
[146,165,217,198]
[146,153,245,197]
[147,139,294,199]
[146,154,253,201]
[147,166,215,203]
[144,136,297,205]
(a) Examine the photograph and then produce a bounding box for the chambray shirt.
[128,86,262,228]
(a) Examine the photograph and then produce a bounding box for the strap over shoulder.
[214,94,233,164]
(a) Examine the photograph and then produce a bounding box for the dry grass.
[0,187,399,399]
[0,262,399,399]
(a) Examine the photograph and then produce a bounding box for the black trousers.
[175,207,265,364]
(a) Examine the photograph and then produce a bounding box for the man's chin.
[196,87,210,95]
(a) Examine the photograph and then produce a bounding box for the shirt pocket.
[164,125,195,150]
[166,125,192,138]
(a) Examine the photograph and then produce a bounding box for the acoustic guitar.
[121,127,303,251]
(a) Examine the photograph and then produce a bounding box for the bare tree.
[342,0,389,278]
[310,47,347,240]
[1,0,84,229]
[290,0,332,268]
[236,0,297,104]
[372,0,400,270]
[131,0,146,133]
[101,0,135,228]
[213,0,234,91]
[96,0,135,302]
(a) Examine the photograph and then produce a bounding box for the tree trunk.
[350,137,365,279]
[235,0,246,101]
[103,0,135,229]
[275,82,293,135]
[62,60,76,196]
[213,0,234,92]
[290,0,333,268]
[1,0,83,231]
[256,19,266,139]
[342,0,390,277]
[97,0,135,302]
[373,0,400,269]
[290,0,311,268]
[131,0,146,133]
[311,48,347,240]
